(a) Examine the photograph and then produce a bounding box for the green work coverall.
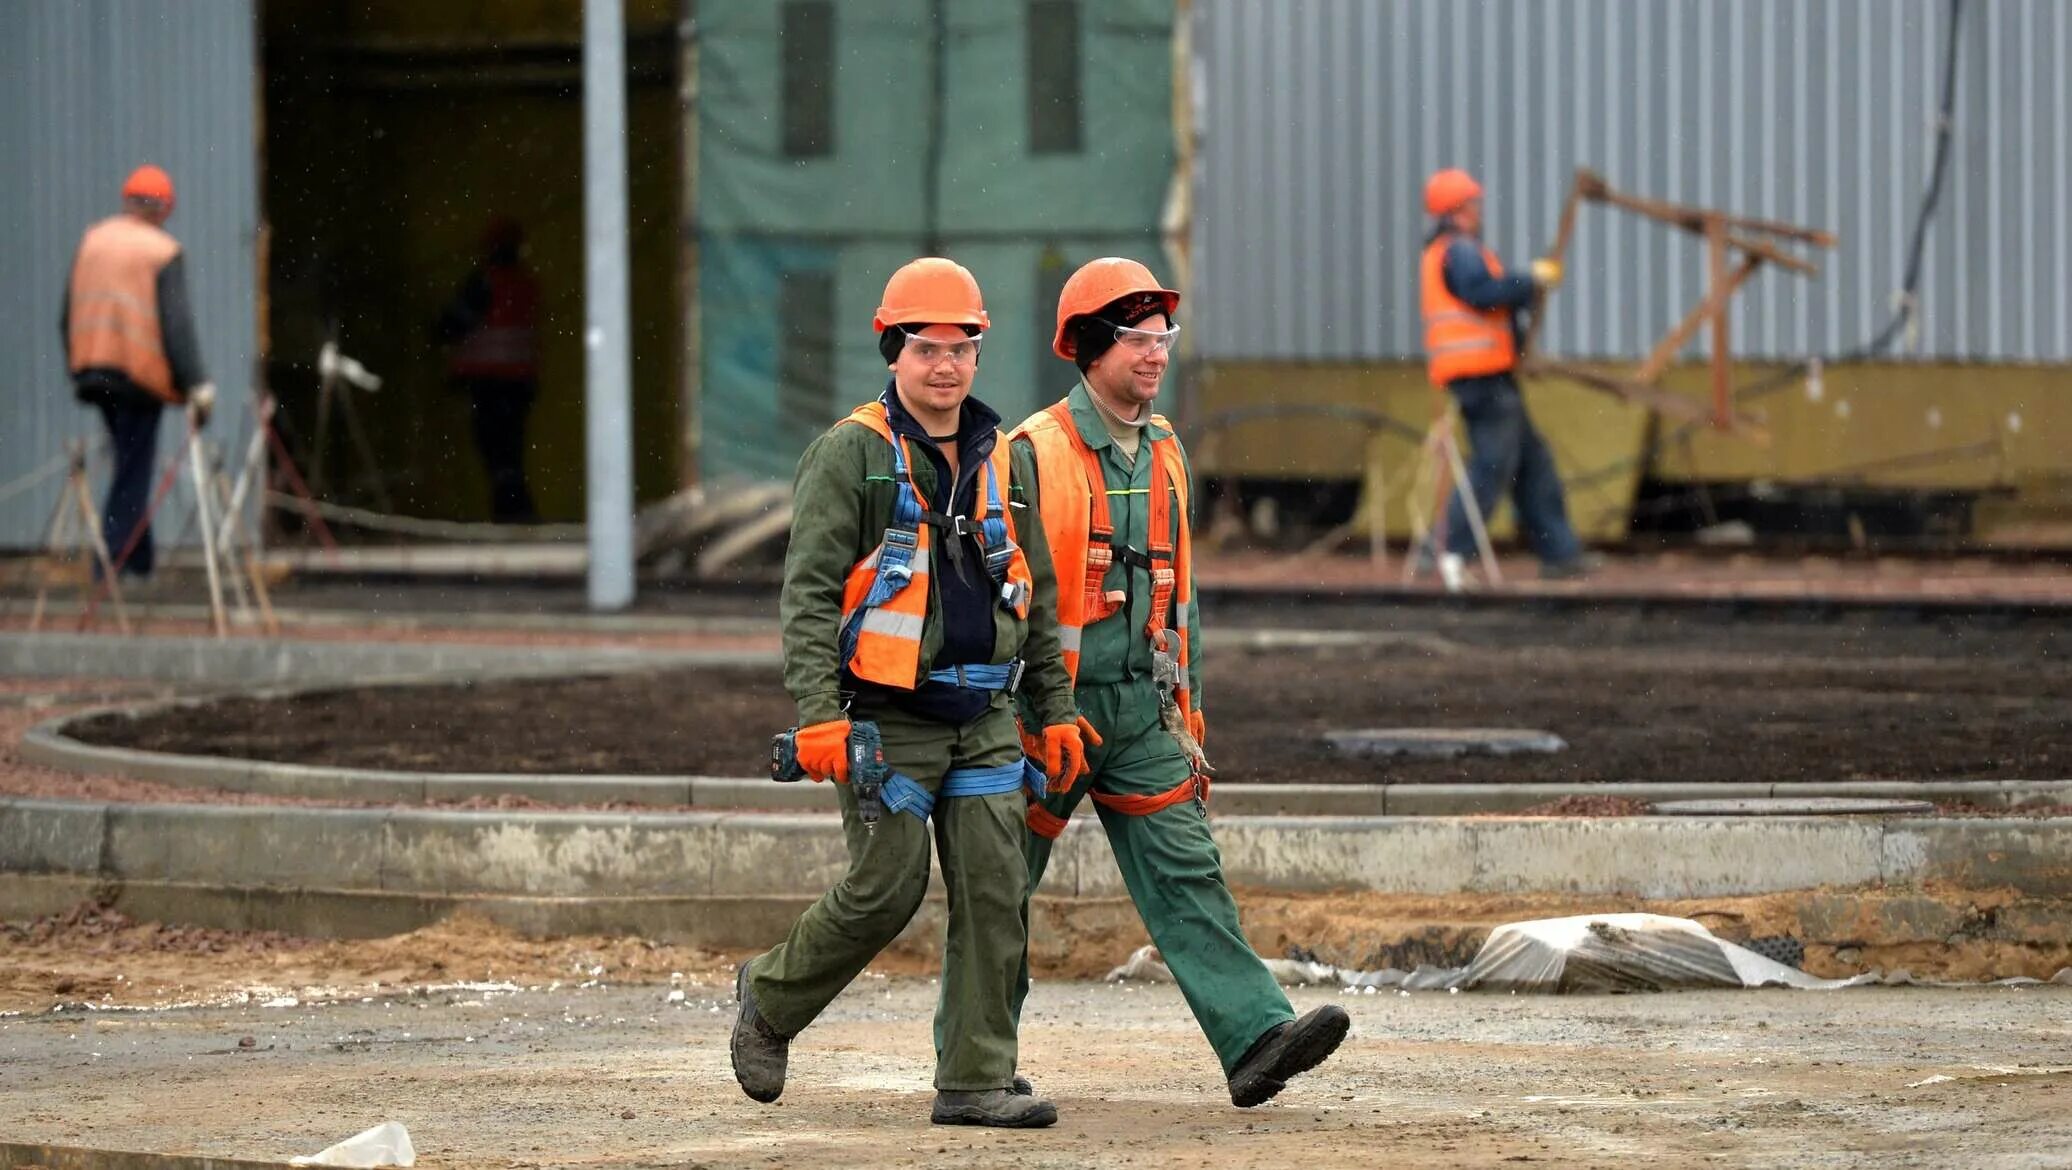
[1011,381,1295,1077]
[750,390,1077,1092]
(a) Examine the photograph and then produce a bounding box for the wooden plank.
[1579,175,1836,247]
[1519,170,1590,360]
[1707,217,1732,431]
[1634,255,1763,385]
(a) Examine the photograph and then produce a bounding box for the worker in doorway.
[61,164,215,582]
[1007,257,1350,1108]
[732,258,1085,1128]
[1420,167,1596,583]
[433,216,541,523]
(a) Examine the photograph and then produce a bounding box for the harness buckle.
[999,577,1030,613]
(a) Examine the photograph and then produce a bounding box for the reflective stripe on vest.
[450,264,541,380]
[1420,235,1517,386]
[67,216,181,403]
[836,402,1035,690]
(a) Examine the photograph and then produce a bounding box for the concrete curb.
[4,796,2068,905]
[0,631,779,684]
[0,1140,294,1170]
[8,606,1471,654]
[25,713,2072,816]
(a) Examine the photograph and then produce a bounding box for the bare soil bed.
[66,609,2072,785]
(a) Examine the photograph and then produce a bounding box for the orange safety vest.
[1420,233,1517,386]
[449,263,540,380]
[1013,399,1200,837]
[67,216,182,404]
[836,402,1034,690]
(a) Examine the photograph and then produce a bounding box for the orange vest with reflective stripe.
[1013,400,1194,708]
[1420,234,1517,386]
[1014,399,1201,836]
[836,402,1034,690]
[67,216,182,403]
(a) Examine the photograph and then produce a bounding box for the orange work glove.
[1036,720,1102,795]
[793,719,852,783]
[1074,715,1104,748]
[1041,723,1090,794]
[1186,708,1206,747]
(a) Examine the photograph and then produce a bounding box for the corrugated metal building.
[1193,0,2068,364]
[1,0,262,550]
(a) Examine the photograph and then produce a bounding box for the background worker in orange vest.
[61,164,215,581]
[1008,258,1349,1108]
[433,216,541,522]
[733,258,1085,1128]
[1420,167,1597,582]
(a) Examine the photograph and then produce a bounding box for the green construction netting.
[697,0,1173,483]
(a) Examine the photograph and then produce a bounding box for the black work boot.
[730,959,790,1103]
[1227,1004,1351,1108]
[931,1088,1059,1128]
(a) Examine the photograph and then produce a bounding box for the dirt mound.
[0,902,739,1014]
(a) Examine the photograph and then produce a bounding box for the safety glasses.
[899,328,985,367]
[1112,322,1181,356]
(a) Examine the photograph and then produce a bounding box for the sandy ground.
[1,971,2067,1168]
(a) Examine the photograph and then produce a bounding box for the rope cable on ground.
[262,492,589,542]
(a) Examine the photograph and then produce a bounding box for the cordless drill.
[770,720,890,827]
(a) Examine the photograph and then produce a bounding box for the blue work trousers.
[1440,373,1583,566]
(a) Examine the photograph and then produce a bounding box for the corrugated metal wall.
[1192,0,2069,365]
[1,1,260,549]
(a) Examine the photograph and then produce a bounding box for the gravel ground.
[1,977,2066,1168]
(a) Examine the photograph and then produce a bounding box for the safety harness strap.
[1025,773,1207,840]
[881,759,1040,822]
[925,660,1024,692]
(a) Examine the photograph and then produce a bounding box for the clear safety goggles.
[1112,322,1181,356]
[899,328,985,367]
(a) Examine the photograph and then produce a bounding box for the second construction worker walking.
[1008,257,1350,1106]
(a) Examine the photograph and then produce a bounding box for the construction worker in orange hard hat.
[1004,257,1350,1108]
[732,257,1079,1129]
[61,164,216,581]
[1420,167,1597,583]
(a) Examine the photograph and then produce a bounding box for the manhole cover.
[1650,797,1938,816]
[1324,728,1568,759]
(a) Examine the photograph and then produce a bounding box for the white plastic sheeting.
[1106,913,2072,994]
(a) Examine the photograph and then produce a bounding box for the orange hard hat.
[1051,257,1180,360]
[873,257,990,333]
[122,165,176,210]
[1424,168,1482,217]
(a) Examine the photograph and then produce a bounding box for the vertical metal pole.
[585,0,637,610]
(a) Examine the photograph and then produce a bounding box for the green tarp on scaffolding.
[696,0,1173,483]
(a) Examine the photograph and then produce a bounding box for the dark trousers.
[97,398,167,578]
[460,378,538,523]
[1441,373,1583,565]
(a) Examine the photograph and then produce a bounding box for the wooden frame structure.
[1523,168,1836,444]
